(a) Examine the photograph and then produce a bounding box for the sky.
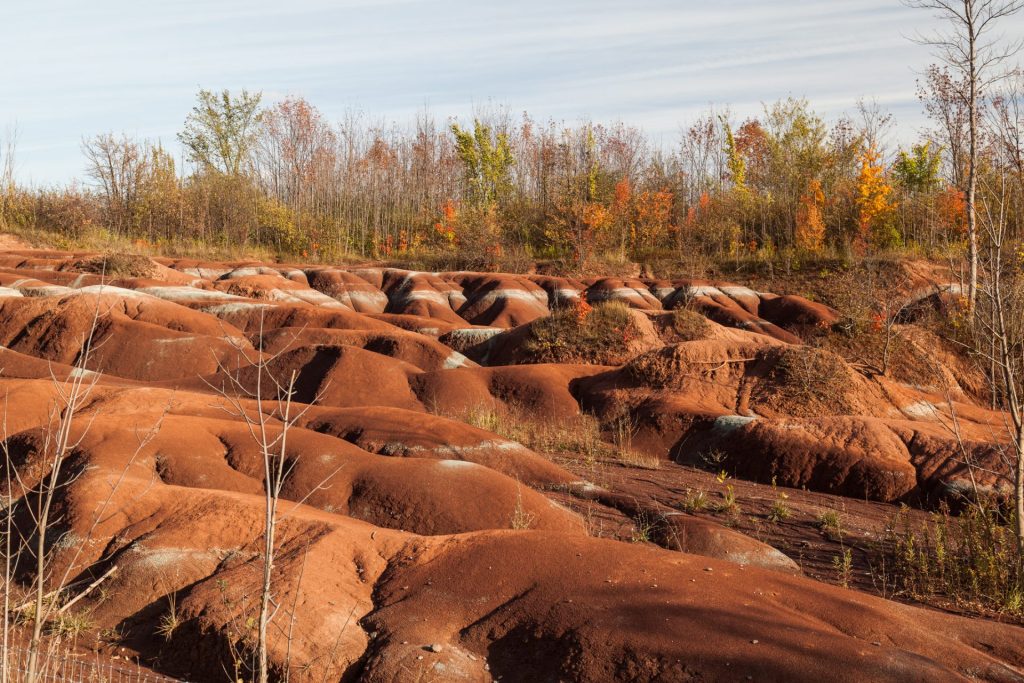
[4,0,1024,184]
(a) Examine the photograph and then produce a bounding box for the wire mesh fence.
[0,645,187,682]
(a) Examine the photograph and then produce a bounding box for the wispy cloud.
[4,0,1022,181]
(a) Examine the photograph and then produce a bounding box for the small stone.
[704,567,713,572]
[417,655,424,661]
[872,641,881,647]
[751,639,759,644]
[428,643,443,653]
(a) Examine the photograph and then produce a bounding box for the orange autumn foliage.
[795,179,826,253]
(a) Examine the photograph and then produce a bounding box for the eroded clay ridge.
[0,248,1018,681]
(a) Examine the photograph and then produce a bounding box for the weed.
[817,509,844,540]
[833,548,853,588]
[715,484,740,516]
[510,488,536,530]
[156,591,181,641]
[872,502,1024,618]
[766,346,854,414]
[631,513,658,544]
[680,488,709,513]
[49,610,94,640]
[768,497,791,523]
[767,478,791,523]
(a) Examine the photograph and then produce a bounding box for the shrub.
[765,346,854,414]
[77,252,156,278]
[524,300,640,364]
[670,306,711,341]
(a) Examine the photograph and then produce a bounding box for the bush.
[670,307,711,341]
[77,252,156,278]
[766,346,854,414]
[523,300,640,364]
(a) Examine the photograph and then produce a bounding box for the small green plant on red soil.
[767,480,791,523]
[524,300,639,364]
[817,509,844,541]
[49,610,94,641]
[630,511,658,544]
[713,472,740,517]
[872,502,1024,618]
[833,548,854,588]
[680,488,709,513]
[156,590,181,641]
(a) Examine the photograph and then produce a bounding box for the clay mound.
[213,273,344,308]
[759,292,840,330]
[527,274,586,307]
[29,412,582,538]
[413,363,608,420]
[380,269,466,323]
[478,303,662,366]
[681,415,919,501]
[298,405,577,487]
[619,339,885,419]
[256,327,476,372]
[437,326,505,355]
[449,272,551,327]
[662,281,808,343]
[226,344,424,410]
[161,257,234,280]
[0,273,72,296]
[365,312,470,336]
[0,291,255,381]
[305,268,389,312]
[360,531,1024,683]
[0,346,138,386]
[661,514,801,573]
[202,301,400,335]
[585,277,663,310]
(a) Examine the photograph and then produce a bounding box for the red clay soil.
[0,246,1020,682]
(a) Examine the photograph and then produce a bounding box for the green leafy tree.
[451,120,514,209]
[178,89,263,176]
[893,142,942,193]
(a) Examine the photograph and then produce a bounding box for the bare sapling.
[207,313,341,682]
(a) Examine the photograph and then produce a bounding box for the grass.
[510,488,537,530]
[871,502,1024,618]
[156,594,182,641]
[523,300,640,364]
[714,484,740,516]
[461,404,606,460]
[49,610,94,640]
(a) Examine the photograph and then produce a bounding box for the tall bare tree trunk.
[966,3,979,309]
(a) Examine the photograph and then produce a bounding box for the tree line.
[0,78,1014,271]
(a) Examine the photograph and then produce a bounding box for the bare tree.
[81,133,146,233]
[904,0,1024,308]
[206,317,341,682]
[972,168,1024,554]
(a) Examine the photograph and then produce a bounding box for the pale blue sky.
[4,0,1022,183]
